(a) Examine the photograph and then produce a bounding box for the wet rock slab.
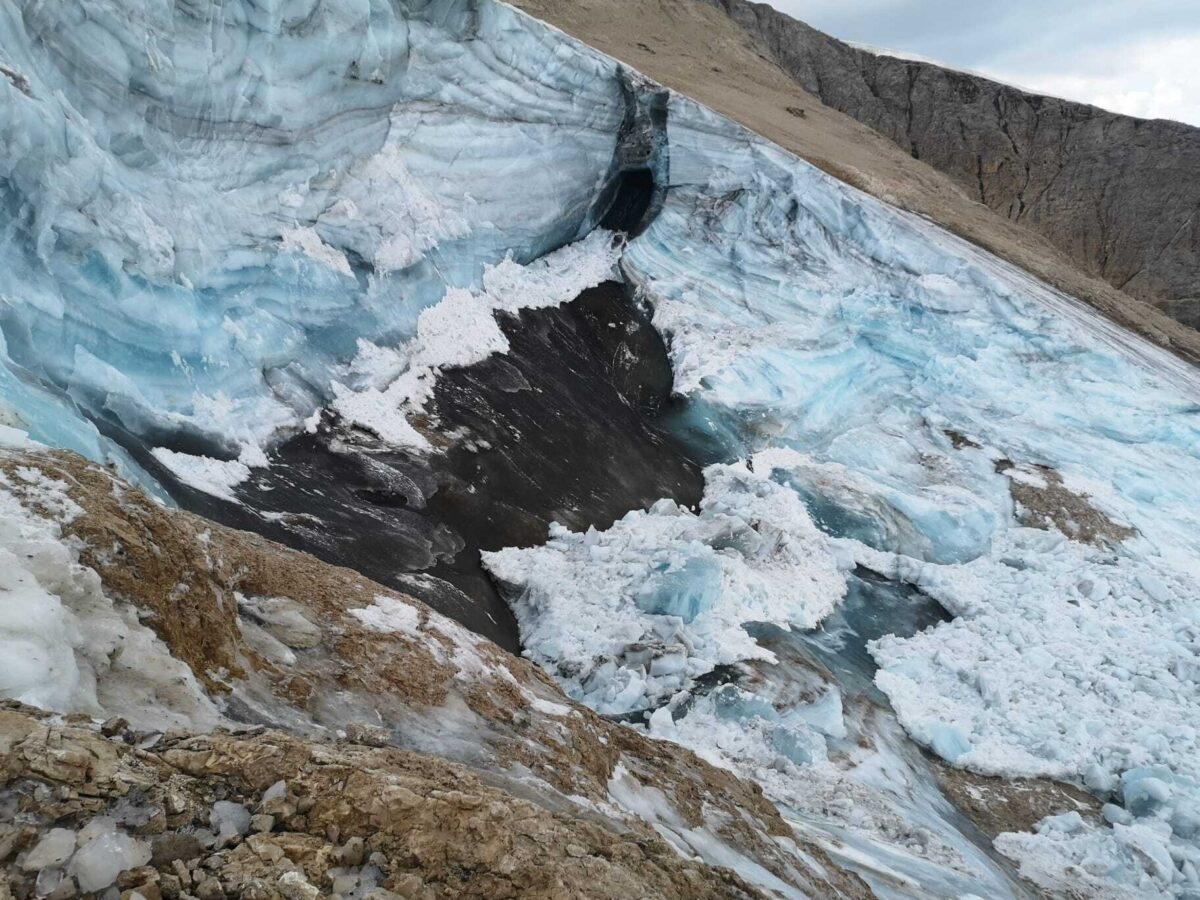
[134,282,702,652]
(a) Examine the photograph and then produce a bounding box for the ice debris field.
[0,0,1198,897]
[488,95,1200,897]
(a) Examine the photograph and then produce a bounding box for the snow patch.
[333,230,622,450]
[0,458,221,731]
[151,447,258,503]
[348,595,422,639]
[280,226,353,276]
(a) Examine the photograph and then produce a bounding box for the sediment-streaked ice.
[0,0,625,488]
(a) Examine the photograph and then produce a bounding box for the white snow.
[348,595,422,639]
[67,817,151,893]
[483,460,846,716]
[606,762,807,899]
[280,226,353,276]
[332,229,622,450]
[0,456,222,731]
[150,447,254,503]
[994,811,1175,899]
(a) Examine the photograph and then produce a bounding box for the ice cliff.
[2,0,1199,898]
[0,0,629,486]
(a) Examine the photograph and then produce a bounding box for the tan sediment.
[931,760,1103,840]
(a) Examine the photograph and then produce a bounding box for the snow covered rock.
[0,447,867,899]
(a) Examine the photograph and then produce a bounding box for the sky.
[765,0,1200,127]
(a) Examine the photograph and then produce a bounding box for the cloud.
[980,35,1200,126]
[767,0,1200,126]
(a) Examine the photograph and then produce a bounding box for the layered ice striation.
[490,92,1200,896]
[0,0,629,486]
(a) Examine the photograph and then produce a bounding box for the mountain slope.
[0,445,868,899]
[510,0,1200,364]
[705,0,1200,328]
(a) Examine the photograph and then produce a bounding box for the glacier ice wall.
[627,95,1200,897]
[0,0,627,479]
[5,0,1200,895]
[487,90,1200,896]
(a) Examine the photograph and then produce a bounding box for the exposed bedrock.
[705,0,1200,327]
[128,281,702,652]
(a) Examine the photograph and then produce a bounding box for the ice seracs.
[3,0,1200,895]
[490,88,1200,896]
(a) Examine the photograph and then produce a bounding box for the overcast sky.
[766,0,1200,127]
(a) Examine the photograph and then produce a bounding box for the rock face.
[705,0,1200,327]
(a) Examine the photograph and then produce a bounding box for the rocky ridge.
[0,702,763,900]
[704,0,1200,328]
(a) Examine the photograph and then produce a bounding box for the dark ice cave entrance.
[600,167,657,235]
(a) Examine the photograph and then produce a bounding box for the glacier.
[0,0,627,486]
[486,92,1200,898]
[3,0,1200,897]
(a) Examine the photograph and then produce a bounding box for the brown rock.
[932,761,1103,840]
[342,724,390,748]
[152,835,206,869]
[275,871,319,900]
[101,717,130,738]
[117,867,159,890]
[705,0,1200,328]
[249,815,275,835]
